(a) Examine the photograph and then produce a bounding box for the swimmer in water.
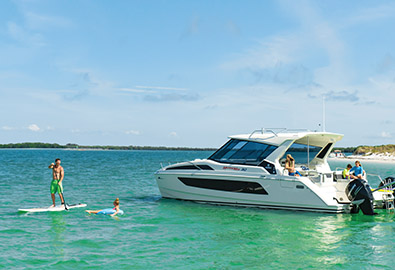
[86,198,121,217]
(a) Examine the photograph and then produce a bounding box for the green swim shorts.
[50,180,63,194]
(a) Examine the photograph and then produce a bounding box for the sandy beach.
[329,153,395,163]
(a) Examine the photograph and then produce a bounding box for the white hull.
[156,172,349,214]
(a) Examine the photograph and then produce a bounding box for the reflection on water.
[49,213,66,258]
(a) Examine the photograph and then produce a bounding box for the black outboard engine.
[345,179,376,215]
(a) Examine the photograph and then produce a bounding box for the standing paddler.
[48,158,65,207]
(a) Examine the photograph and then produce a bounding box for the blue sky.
[1,0,395,147]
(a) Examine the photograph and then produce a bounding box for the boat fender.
[345,179,376,215]
[96,208,124,215]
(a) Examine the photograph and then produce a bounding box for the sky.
[1,0,395,148]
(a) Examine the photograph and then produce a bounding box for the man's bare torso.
[52,165,64,180]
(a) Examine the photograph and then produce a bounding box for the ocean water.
[1,150,395,269]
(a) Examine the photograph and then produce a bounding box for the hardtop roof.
[228,128,343,147]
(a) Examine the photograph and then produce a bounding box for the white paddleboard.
[18,203,87,213]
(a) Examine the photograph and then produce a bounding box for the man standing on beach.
[48,158,65,207]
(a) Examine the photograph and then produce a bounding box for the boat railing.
[248,128,312,139]
[305,170,336,185]
[187,161,203,170]
[331,170,390,190]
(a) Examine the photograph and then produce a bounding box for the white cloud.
[24,11,72,30]
[346,3,395,26]
[28,124,40,132]
[64,68,115,98]
[125,130,140,135]
[7,21,46,46]
[381,131,391,138]
[169,132,178,137]
[2,126,14,131]
[220,36,298,71]
[120,86,189,95]
[135,86,188,91]
[119,88,156,94]
[368,74,395,93]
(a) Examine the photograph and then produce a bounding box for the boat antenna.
[322,95,326,132]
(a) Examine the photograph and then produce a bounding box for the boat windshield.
[281,143,322,165]
[209,139,277,166]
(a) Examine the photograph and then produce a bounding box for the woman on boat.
[285,154,301,177]
[350,160,365,179]
[86,198,121,216]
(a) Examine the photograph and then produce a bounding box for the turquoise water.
[1,150,395,269]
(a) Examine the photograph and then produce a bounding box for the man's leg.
[51,193,56,207]
[59,193,65,204]
[57,183,65,204]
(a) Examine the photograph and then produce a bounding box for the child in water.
[86,198,121,217]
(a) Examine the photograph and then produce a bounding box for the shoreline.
[329,155,395,163]
[0,147,216,152]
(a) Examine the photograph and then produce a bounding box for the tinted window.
[179,177,268,195]
[281,143,322,164]
[317,143,333,159]
[209,139,277,166]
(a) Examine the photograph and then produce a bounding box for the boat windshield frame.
[208,139,277,166]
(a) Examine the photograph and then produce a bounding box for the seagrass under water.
[1,149,395,269]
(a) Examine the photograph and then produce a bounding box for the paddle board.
[18,203,87,213]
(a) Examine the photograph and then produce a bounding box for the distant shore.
[0,142,216,151]
[329,154,395,163]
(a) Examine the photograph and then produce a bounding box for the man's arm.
[48,163,54,169]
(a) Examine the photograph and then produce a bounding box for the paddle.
[61,191,69,211]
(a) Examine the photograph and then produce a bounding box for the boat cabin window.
[209,139,277,166]
[281,143,322,165]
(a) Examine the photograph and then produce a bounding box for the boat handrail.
[248,128,278,139]
[187,161,203,170]
[306,171,335,184]
[248,128,313,139]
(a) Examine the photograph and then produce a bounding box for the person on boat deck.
[349,160,364,179]
[342,164,353,179]
[285,154,301,177]
[48,158,65,207]
[86,198,121,217]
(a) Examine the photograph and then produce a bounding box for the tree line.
[1,142,393,155]
[0,142,216,151]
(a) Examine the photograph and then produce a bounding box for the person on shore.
[285,154,301,177]
[342,164,353,179]
[350,160,364,179]
[86,198,121,217]
[48,158,65,207]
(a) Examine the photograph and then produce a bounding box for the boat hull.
[155,172,349,214]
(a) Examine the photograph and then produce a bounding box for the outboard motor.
[345,179,376,215]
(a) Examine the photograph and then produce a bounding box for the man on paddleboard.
[48,158,65,207]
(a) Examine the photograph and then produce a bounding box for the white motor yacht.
[155,128,394,215]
